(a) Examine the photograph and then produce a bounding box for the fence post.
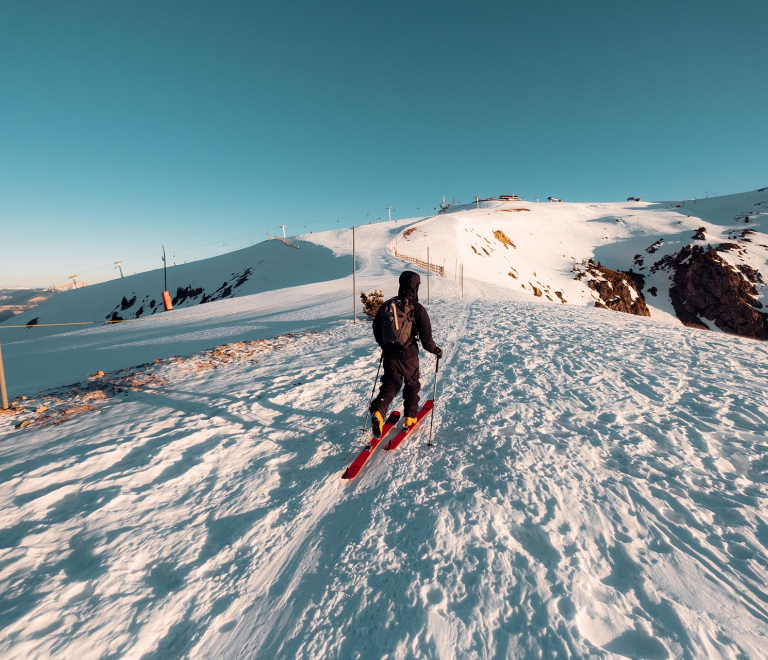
[427,247,430,304]
[352,226,356,324]
[0,332,9,410]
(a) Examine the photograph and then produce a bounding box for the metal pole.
[0,332,9,410]
[162,245,167,291]
[362,353,383,431]
[427,247,430,304]
[427,357,440,447]
[352,226,356,324]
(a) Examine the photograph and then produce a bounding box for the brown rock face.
[669,245,768,339]
[585,262,651,317]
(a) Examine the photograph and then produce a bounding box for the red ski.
[342,412,401,480]
[384,400,433,452]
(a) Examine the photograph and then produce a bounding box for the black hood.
[398,270,421,301]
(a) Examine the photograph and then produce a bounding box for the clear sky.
[1,0,766,287]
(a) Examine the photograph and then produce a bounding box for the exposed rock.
[233,268,253,288]
[646,239,664,254]
[692,227,707,240]
[668,245,768,339]
[584,261,650,317]
[716,243,742,253]
[173,285,205,306]
[738,264,765,285]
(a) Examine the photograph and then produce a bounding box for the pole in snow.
[161,245,173,311]
[475,195,480,210]
[352,226,356,324]
[0,332,9,410]
[162,245,168,290]
[427,357,440,448]
[362,353,383,432]
[280,224,286,239]
[427,247,430,304]
[387,206,392,222]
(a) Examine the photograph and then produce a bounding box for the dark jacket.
[373,271,438,357]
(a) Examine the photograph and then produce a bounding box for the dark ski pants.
[371,354,421,419]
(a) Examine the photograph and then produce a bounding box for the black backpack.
[380,297,415,346]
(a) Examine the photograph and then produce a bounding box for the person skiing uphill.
[370,271,443,437]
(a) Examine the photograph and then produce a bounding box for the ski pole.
[362,353,384,431]
[427,357,440,447]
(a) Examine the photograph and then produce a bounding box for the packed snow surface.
[1,193,768,659]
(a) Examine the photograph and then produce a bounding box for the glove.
[435,347,443,360]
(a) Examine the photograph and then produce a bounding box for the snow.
[1,191,768,658]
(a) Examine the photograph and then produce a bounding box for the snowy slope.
[1,238,351,338]
[5,189,766,340]
[2,274,768,659]
[0,223,406,394]
[395,189,768,323]
[2,193,768,659]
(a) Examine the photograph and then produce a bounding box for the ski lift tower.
[439,196,450,213]
[280,224,287,239]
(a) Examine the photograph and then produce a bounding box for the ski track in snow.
[2,222,768,657]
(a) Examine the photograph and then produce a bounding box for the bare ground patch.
[3,331,321,431]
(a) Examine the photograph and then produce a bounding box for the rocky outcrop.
[580,261,650,316]
[669,245,768,339]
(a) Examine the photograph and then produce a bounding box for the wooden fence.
[273,237,300,249]
[394,249,445,276]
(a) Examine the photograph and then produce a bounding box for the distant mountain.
[1,238,351,335]
[0,287,58,323]
[5,187,767,340]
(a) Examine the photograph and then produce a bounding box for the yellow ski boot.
[404,416,418,431]
[371,411,384,438]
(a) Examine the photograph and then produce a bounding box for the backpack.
[380,297,415,346]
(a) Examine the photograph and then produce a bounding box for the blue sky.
[1,0,766,287]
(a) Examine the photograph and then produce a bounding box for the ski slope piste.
[1,189,768,659]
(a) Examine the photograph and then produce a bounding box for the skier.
[370,270,443,437]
